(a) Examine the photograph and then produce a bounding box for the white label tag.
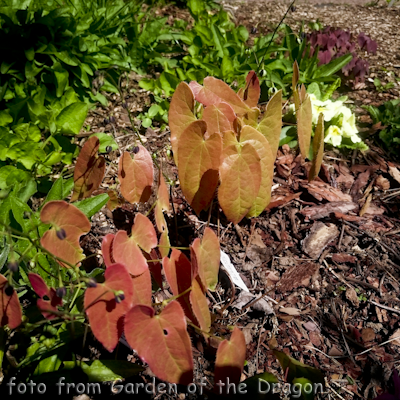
[220,250,249,292]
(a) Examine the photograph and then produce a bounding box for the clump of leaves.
[363,99,400,157]
[305,27,377,86]
[169,71,282,224]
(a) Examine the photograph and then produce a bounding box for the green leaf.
[90,133,118,153]
[74,193,109,218]
[7,142,46,170]
[62,360,144,382]
[44,177,74,205]
[0,110,13,127]
[0,244,10,271]
[242,372,280,399]
[313,54,352,79]
[56,102,89,135]
[274,350,325,386]
[292,377,320,400]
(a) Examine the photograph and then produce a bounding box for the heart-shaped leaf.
[40,200,91,267]
[240,125,274,216]
[28,273,62,320]
[163,249,196,324]
[178,120,222,214]
[241,71,260,108]
[101,233,115,267]
[191,227,220,291]
[84,263,134,352]
[71,136,106,202]
[190,77,251,116]
[309,113,324,181]
[144,249,163,289]
[131,268,152,307]
[118,147,153,204]
[124,301,194,385]
[214,327,246,393]
[154,171,170,233]
[202,102,235,137]
[297,94,312,160]
[0,274,22,329]
[130,213,157,254]
[111,214,157,275]
[273,350,325,385]
[257,89,282,158]
[218,142,261,224]
[169,82,197,166]
[189,276,211,333]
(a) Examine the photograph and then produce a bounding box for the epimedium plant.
[0,71,325,397]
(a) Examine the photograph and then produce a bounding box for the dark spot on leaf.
[4,284,14,296]
[163,329,168,336]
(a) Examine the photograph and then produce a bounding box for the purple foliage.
[305,26,377,85]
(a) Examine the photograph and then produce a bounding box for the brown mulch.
[74,2,400,399]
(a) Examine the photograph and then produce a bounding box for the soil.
[66,1,400,399]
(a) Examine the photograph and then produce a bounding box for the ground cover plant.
[0,71,326,398]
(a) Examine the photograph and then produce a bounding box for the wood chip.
[302,222,339,259]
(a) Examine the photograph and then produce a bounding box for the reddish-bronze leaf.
[71,136,105,202]
[28,273,62,320]
[189,276,211,333]
[131,268,152,307]
[242,71,260,108]
[202,102,235,137]
[218,142,261,224]
[163,249,196,324]
[309,113,325,181]
[155,171,170,233]
[130,213,157,254]
[40,201,91,267]
[292,61,300,91]
[101,233,115,267]
[191,227,220,291]
[158,226,171,259]
[169,82,197,166]
[109,214,156,275]
[112,231,148,276]
[118,147,153,204]
[84,263,134,352]
[0,274,22,329]
[297,93,312,160]
[240,125,274,216]
[124,301,193,385]
[178,120,222,214]
[106,190,123,211]
[214,327,246,392]
[257,89,282,158]
[144,249,163,288]
[189,77,251,116]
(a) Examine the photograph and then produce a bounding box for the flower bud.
[106,145,112,153]
[56,287,66,298]
[115,293,125,303]
[56,228,67,240]
[132,146,140,154]
[87,278,97,288]
[110,116,116,124]
[7,261,18,273]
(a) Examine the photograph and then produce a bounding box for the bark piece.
[277,262,319,293]
[302,222,339,259]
